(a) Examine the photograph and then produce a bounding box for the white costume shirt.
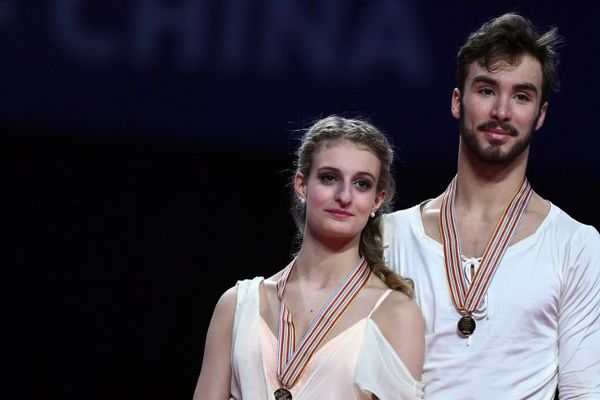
[383,201,600,399]
[229,277,424,400]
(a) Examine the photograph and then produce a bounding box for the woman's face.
[295,138,385,246]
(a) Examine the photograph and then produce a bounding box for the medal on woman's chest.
[274,388,292,400]
[439,177,532,338]
[274,257,371,396]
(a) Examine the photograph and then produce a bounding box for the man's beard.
[459,108,538,164]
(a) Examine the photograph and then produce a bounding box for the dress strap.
[367,289,393,318]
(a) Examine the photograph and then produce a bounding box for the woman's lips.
[326,209,354,218]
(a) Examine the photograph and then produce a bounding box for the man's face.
[452,54,548,164]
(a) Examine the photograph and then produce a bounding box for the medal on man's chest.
[457,314,476,336]
[439,176,533,339]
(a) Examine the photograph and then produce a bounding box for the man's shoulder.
[382,202,428,245]
[545,202,600,244]
[385,202,424,220]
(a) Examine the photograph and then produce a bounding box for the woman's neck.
[292,242,361,289]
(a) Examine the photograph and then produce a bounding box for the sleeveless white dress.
[229,277,424,400]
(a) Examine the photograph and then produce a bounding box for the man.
[383,12,600,399]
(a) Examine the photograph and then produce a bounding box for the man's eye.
[515,93,531,102]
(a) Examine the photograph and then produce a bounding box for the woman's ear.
[294,172,307,202]
[372,190,386,213]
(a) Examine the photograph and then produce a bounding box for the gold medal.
[274,388,292,400]
[275,258,370,390]
[457,315,476,336]
[440,176,532,339]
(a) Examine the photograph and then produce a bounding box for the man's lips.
[485,128,513,140]
[478,120,517,136]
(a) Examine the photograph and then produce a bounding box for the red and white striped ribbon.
[275,257,370,389]
[440,176,532,316]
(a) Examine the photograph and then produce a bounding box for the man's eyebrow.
[472,75,538,95]
[472,75,498,86]
[513,82,538,94]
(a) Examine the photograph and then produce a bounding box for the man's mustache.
[477,120,518,136]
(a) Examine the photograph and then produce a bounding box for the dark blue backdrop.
[4,2,598,399]
[3,1,599,169]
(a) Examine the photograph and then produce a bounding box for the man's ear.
[535,101,548,131]
[451,88,461,120]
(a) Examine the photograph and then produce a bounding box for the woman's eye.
[355,179,373,190]
[319,174,337,184]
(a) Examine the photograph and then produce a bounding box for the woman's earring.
[370,211,376,218]
[300,197,306,204]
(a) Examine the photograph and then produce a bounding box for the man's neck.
[420,147,548,258]
[455,172,526,214]
[455,149,529,215]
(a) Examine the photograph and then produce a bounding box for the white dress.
[383,201,600,399]
[229,277,424,400]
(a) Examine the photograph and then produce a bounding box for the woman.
[193,115,425,399]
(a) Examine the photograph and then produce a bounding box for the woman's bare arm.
[192,286,237,400]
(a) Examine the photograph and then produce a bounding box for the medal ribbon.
[440,176,532,315]
[275,257,370,389]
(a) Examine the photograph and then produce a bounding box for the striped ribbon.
[440,176,532,317]
[275,257,370,389]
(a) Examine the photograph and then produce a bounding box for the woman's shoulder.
[379,289,422,321]
[366,275,418,311]
[215,276,264,312]
[371,289,425,380]
[371,289,425,351]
